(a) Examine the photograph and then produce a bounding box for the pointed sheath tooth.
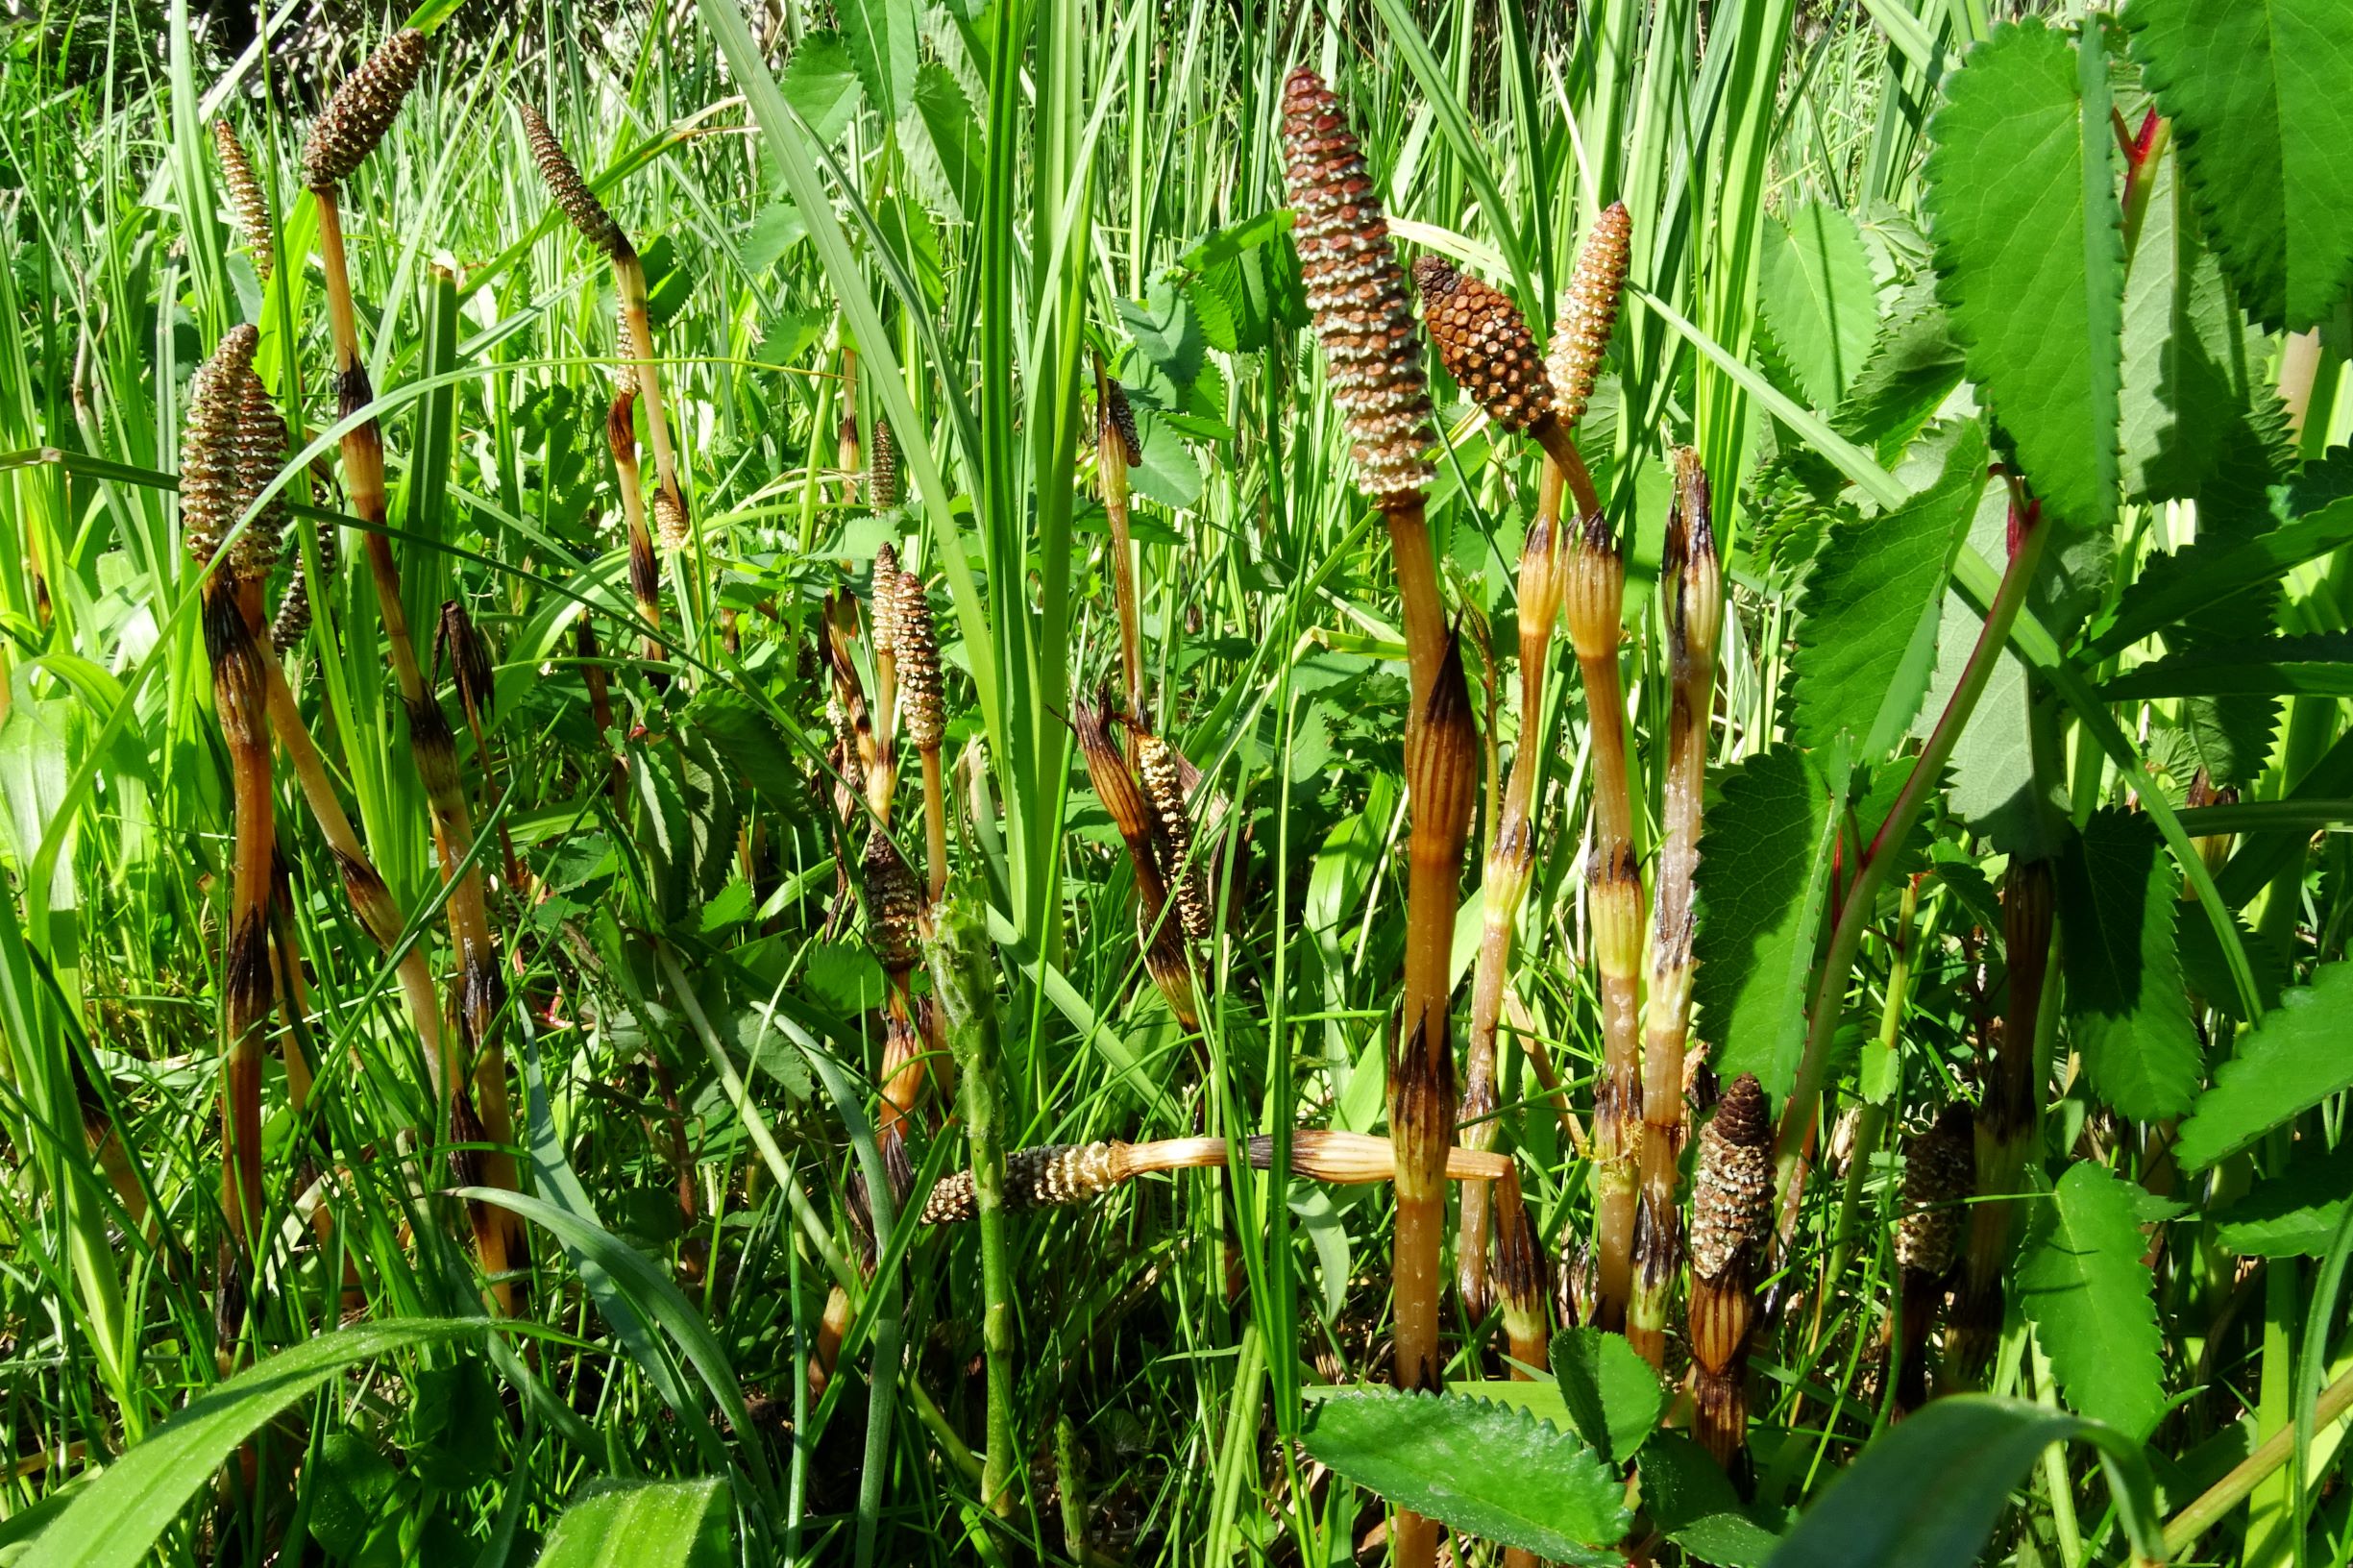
[1100,379,1143,467]
[183,326,258,569]
[1515,514,1567,655]
[438,600,497,720]
[919,1140,1131,1224]
[212,120,273,284]
[1563,509,1627,660]
[1664,447,1722,670]
[517,101,625,258]
[301,29,428,189]
[1688,1073,1773,1283]
[1692,1368,1749,1474]
[1548,202,1630,429]
[862,831,923,974]
[896,571,944,752]
[869,416,900,510]
[1895,1104,1976,1276]
[229,367,289,582]
[1408,632,1480,865]
[1279,69,1434,500]
[1412,254,1555,432]
[1385,1012,1457,1205]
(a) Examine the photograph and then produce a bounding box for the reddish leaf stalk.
[1772,499,2051,1225]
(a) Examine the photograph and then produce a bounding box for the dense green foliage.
[2,0,2351,1563]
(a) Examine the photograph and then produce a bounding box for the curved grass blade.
[33,1320,488,1568]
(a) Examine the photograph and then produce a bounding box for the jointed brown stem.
[1629,450,1719,1366]
[1096,365,1146,715]
[1457,459,1568,1320]
[184,329,273,1335]
[607,388,665,664]
[611,248,691,559]
[1392,635,1478,1470]
[1565,513,1643,1332]
[313,182,520,1306]
[205,580,275,1311]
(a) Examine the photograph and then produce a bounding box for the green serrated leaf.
[776,32,863,145]
[2015,1162,2167,1436]
[1924,18,2124,533]
[1640,1433,1784,1566]
[801,941,887,1016]
[306,1433,400,1559]
[1118,277,1204,389]
[1129,408,1205,510]
[1758,203,1881,410]
[2176,961,2353,1168]
[684,691,810,821]
[1765,1397,2165,1568]
[535,1479,731,1568]
[1694,747,1850,1105]
[1788,421,1988,759]
[2056,810,2202,1120]
[2125,0,2353,331]
[2104,632,2353,698]
[2096,493,2353,659]
[836,0,918,125]
[1299,1388,1629,1559]
[2177,901,2289,1021]
[2211,1140,2353,1258]
[741,201,808,276]
[1832,280,1969,460]
[901,62,983,223]
[1184,268,1242,355]
[1549,1327,1665,1464]
[2118,150,2289,503]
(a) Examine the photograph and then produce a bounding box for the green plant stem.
[928,892,1018,1520]
[1773,506,2052,1201]
[2164,1362,2353,1556]
[1814,877,1925,1351]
